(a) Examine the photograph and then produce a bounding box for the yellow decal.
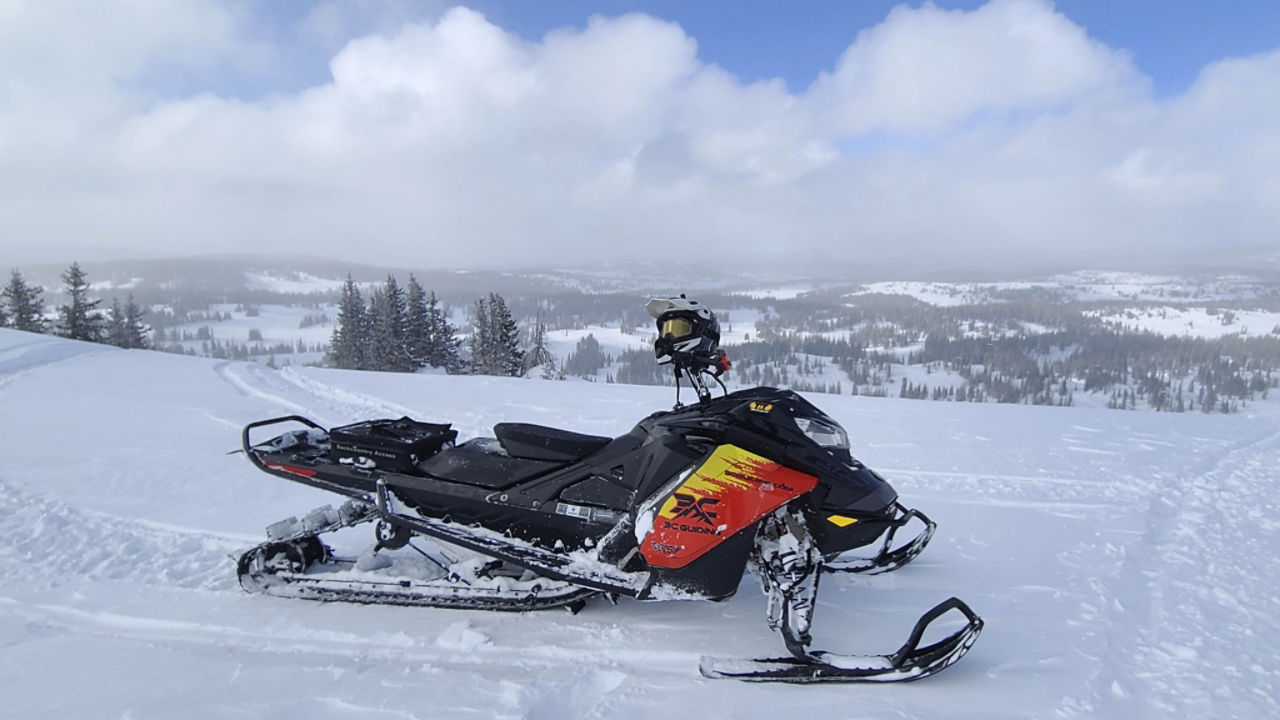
[826,514,859,528]
[748,402,773,413]
[659,446,762,519]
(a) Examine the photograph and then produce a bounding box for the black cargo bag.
[329,417,457,472]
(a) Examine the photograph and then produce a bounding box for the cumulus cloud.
[1,0,1277,274]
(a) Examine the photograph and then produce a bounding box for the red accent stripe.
[265,462,317,478]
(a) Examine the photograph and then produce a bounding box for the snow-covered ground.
[1087,306,1280,339]
[733,284,817,300]
[244,271,347,295]
[543,325,654,360]
[849,271,1277,307]
[853,281,1032,306]
[1,328,1277,719]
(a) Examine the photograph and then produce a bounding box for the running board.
[373,482,654,597]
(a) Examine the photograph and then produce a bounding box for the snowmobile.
[235,296,982,682]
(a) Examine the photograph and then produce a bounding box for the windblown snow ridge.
[0,478,237,592]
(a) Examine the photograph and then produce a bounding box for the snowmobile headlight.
[795,416,849,450]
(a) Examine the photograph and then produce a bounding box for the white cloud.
[1,0,1277,273]
[807,0,1146,135]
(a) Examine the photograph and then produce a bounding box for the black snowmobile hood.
[639,386,898,514]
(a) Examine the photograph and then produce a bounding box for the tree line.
[1,263,149,349]
[326,274,550,378]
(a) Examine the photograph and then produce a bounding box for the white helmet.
[646,295,722,367]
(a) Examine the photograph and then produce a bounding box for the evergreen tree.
[369,275,412,372]
[107,298,128,347]
[425,291,464,372]
[487,293,523,376]
[56,262,105,342]
[469,293,522,376]
[404,275,430,369]
[564,333,607,379]
[1,269,44,331]
[470,295,494,375]
[122,295,149,349]
[327,275,367,369]
[524,312,557,378]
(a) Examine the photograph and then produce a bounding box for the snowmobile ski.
[698,597,983,683]
[697,506,982,683]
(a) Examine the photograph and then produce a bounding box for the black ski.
[700,597,983,683]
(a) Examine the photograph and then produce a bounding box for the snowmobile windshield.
[660,318,693,339]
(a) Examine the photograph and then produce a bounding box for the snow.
[88,277,144,292]
[734,284,816,300]
[544,325,654,360]
[1,327,1278,718]
[243,271,346,295]
[1086,306,1280,339]
[850,272,1276,306]
[854,280,1026,306]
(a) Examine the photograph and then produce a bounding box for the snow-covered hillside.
[1,328,1276,719]
[850,271,1279,306]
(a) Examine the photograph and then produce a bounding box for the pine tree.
[564,333,607,379]
[107,298,128,347]
[404,275,430,370]
[5,268,48,334]
[369,275,412,372]
[123,295,149,349]
[467,293,524,376]
[425,291,463,372]
[470,295,494,375]
[487,293,523,377]
[327,275,367,369]
[56,262,105,342]
[524,312,556,377]
[104,295,149,349]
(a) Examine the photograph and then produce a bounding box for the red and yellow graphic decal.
[639,444,817,569]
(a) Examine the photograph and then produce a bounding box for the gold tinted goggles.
[660,318,693,339]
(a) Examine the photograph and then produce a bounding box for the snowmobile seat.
[416,438,561,490]
[493,423,612,463]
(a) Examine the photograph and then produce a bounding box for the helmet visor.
[660,317,693,339]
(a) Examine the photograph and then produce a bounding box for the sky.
[2,0,1278,275]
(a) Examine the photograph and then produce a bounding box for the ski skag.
[234,295,983,682]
